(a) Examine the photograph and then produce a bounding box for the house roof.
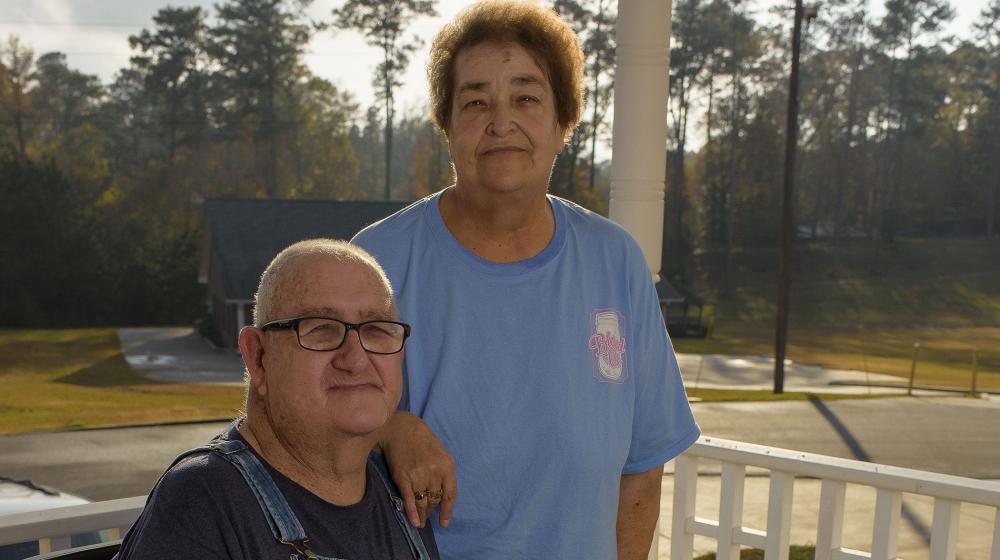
[203,198,408,302]
[656,278,703,305]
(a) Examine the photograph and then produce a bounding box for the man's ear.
[238,326,268,398]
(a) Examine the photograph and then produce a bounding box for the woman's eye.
[519,95,538,103]
[465,99,486,108]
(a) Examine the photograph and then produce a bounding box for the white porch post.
[609,0,673,283]
[609,2,673,558]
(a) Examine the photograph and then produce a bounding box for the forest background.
[1,0,999,344]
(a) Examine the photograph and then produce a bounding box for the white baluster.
[765,471,794,560]
[871,488,901,560]
[671,454,698,560]
[930,498,961,560]
[991,507,1000,560]
[816,479,846,560]
[718,462,746,560]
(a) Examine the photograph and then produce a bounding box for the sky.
[1,0,471,116]
[0,0,992,123]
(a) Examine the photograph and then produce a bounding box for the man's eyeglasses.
[261,316,411,355]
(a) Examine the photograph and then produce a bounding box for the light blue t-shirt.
[354,190,700,559]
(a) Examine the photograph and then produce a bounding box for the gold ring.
[414,490,427,500]
[426,490,443,501]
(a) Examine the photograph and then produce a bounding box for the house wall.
[207,249,236,348]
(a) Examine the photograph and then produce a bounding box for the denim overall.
[166,431,430,560]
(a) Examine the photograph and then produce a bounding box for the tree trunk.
[13,109,27,162]
[834,46,863,239]
[989,117,1000,237]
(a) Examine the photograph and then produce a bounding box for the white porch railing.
[672,437,1000,560]
[2,439,998,559]
[0,496,143,554]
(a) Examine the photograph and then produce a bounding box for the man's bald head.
[253,239,393,327]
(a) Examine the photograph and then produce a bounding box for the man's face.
[447,40,566,198]
[258,256,403,439]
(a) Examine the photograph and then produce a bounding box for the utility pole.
[774,1,816,393]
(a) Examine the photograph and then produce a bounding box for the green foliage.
[695,545,816,560]
[553,0,615,194]
[3,0,1000,329]
[662,0,1000,291]
[0,154,205,327]
[0,155,101,326]
[333,0,437,200]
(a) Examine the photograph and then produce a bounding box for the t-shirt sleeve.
[622,246,700,474]
[115,456,240,560]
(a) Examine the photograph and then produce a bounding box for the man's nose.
[332,329,369,372]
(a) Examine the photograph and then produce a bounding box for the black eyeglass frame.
[260,316,411,355]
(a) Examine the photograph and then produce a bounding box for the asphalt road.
[1,396,997,502]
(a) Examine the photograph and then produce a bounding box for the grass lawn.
[674,237,1000,392]
[0,328,245,434]
[674,324,1000,391]
[695,546,815,560]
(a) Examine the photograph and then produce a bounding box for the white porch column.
[609,4,674,558]
[608,0,673,283]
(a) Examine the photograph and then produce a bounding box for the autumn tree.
[129,6,210,166]
[333,0,436,200]
[665,0,731,274]
[975,0,1000,236]
[870,0,954,241]
[0,35,35,161]
[209,0,314,197]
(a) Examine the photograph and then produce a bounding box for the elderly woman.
[354,2,699,559]
[115,240,437,559]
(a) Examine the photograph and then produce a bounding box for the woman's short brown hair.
[427,0,585,136]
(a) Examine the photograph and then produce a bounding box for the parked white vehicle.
[0,478,100,560]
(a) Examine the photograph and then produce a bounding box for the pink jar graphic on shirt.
[588,308,628,383]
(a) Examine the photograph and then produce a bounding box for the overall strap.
[368,453,431,560]
[204,439,314,556]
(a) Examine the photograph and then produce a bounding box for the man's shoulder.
[151,451,239,499]
[116,451,252,559]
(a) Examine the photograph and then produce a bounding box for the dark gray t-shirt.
[116,427,438,559]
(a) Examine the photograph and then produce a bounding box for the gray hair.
[252,239,393,326]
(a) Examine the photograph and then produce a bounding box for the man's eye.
[363,323,397,337]
[302,322,341,337]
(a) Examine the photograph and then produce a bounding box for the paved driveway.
[1,395,997,502]
[118,328,244,384]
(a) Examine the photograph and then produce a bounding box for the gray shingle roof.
[204,198,408,302]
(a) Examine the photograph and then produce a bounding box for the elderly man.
[116,239,437,559]
[354,1,700,559]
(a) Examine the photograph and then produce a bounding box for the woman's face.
[447,40,566,199]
